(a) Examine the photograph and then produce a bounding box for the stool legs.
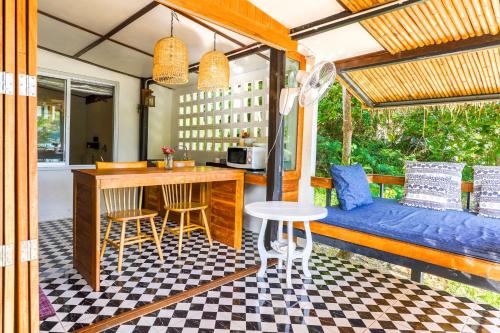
[100,219,113,260]
[257,219,268,277]
[149,217,164,262]
[302,221,313,278]
[117,221,127,272]
[136,219,142,253]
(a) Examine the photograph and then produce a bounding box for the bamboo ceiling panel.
[346,47,500,103]
[339,0,500,54]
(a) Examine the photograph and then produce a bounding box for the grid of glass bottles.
[176,79,269,153]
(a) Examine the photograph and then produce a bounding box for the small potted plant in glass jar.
[161,146,175,169]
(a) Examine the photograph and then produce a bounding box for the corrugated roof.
[346,47,500,105]
[339,0,500,54]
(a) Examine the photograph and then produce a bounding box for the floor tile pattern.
[39,218,258,332]
[106,255,500,333]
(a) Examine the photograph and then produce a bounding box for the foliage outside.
[315,83,500,307]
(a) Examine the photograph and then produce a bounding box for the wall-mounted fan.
[279,61,336,115]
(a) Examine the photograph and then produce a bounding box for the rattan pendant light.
[197,33,229,91]
[152,11,188,85]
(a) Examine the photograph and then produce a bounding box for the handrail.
[311,174,474,193]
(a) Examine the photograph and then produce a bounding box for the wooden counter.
[72,166,245,291]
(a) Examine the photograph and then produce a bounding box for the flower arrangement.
[161,146,175,156]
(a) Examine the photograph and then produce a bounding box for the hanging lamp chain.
[213,32,216,51]
[170,11,180,37]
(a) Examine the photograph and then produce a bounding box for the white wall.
[147,84,174,160]
[38,49,141,221]
[171,68,270,164]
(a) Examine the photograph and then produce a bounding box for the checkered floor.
[104,254,500,333]
[39,218,259,332]
[40,218,499,333]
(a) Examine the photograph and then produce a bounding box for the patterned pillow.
[473,166,500,217]
[402,172,450,211]
[403,161,465,211]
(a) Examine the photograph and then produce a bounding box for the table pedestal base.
[257,219,313,288]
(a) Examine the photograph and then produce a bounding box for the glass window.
[37,76,66,163]
[38,75,114,165]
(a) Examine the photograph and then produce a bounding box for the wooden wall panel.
[0,0,4,330]
[4,0,16,331]
[2,0,38,331]
[27,0,39,327]
[15,0,30,331]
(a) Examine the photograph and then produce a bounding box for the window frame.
[37,69,119,170]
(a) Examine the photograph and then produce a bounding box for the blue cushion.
[318,197,500,263]
[329,164,373,211]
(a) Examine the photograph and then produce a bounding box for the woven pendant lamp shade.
[197,50,230,91]
[153,36,188,85]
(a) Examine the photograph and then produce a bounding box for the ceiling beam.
[155,0,297,51]
[38,46,143,79]
[73,1,159,58]
[335,34,500,72]
[38,10,154,58]
[373,94,500,109]
[163,5,270,62]
[290,0,424,40]
[188,43,269,72]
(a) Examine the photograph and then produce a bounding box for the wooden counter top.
[72,165,245,291]
[72,166,245,189]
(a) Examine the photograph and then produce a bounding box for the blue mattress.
[318,198,500,263]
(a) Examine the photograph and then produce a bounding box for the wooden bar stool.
[97,161,164,272]
[155,160,212,255]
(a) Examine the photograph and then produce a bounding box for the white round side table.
[245,201,327,288]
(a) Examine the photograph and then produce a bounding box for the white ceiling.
[38,0,262,80]
[38,0,385,80]
[248,0,384,62]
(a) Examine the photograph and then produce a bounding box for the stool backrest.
[96,161,147,213]
[161,183,193,208]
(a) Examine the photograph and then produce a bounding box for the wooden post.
[264,49,285,249]
[139,79,149,161]
[341,87,353,165]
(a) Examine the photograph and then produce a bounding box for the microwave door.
[228,148,246,164]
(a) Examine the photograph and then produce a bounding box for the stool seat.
[107,209,158,221]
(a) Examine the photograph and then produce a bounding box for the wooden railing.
[311,174,474,209]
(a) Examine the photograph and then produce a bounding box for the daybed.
[294,174,500,292]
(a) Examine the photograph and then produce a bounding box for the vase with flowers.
[161,146,175,169]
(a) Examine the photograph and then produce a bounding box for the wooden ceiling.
[347,47,500,105]
[339,0,500,54]
[332,0,500,108]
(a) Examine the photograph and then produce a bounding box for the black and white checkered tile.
[39,218,259,332]
[39,218,499,333]
[105,255,500,333]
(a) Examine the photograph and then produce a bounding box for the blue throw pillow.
[330,164,373,211]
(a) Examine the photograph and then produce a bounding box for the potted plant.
[161,146,176,169]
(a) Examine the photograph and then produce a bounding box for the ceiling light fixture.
[152,11,188,85]
[198,33,229,91]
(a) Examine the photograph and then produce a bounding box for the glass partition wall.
[37,74,115,167]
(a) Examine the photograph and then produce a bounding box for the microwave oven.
[226,146,266,170]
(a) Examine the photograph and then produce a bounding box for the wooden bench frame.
[294,175,500,292]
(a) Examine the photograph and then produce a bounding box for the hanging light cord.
[170,11,179,36]
[213,32,217,51]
